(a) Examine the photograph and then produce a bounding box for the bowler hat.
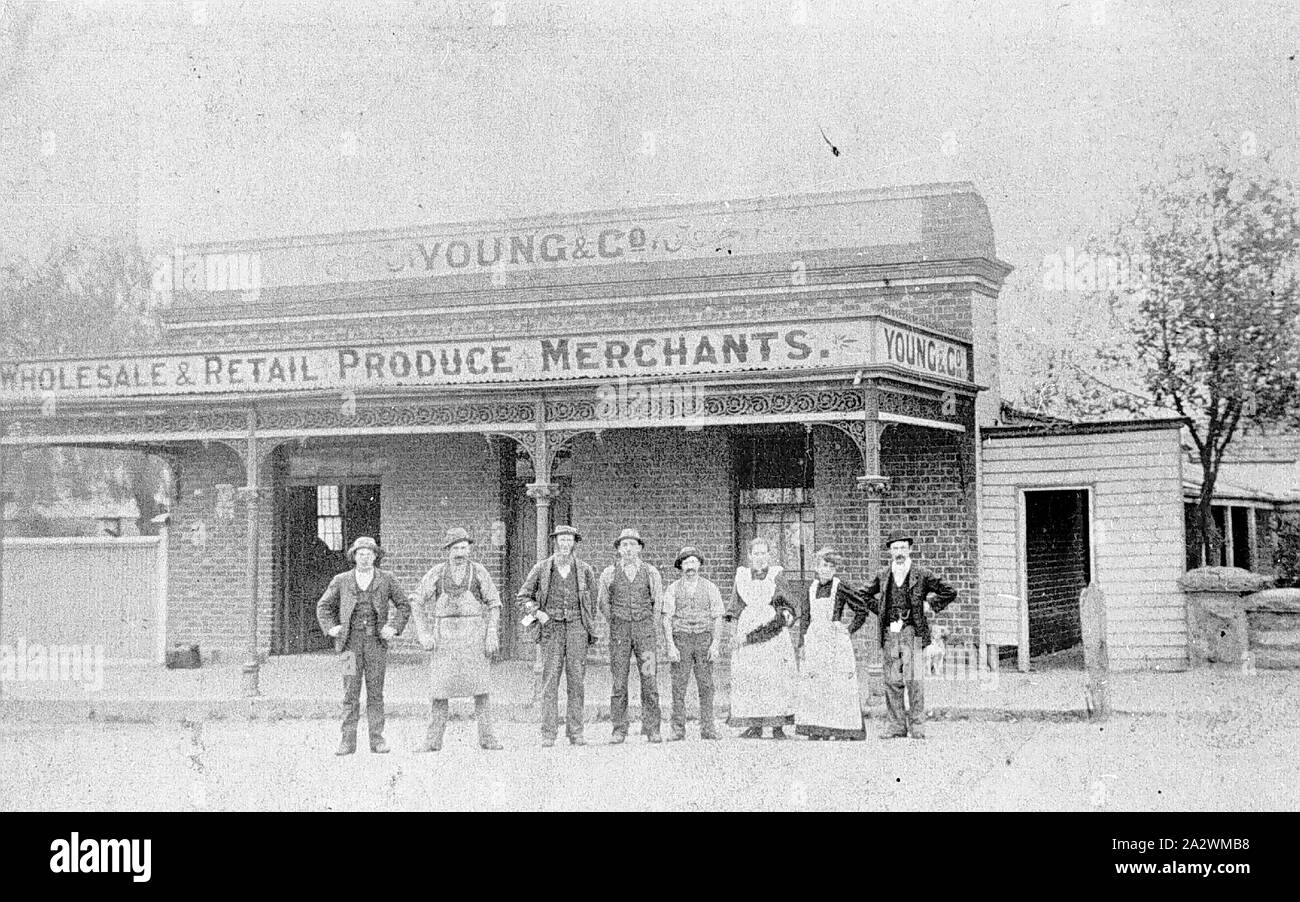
[674,545,705,569]
[613,527,646,549]
[442,527,474,549]
[550,525,582,542]
[347,536,383,561]
[885,531,914,548]
[814,546,846,567]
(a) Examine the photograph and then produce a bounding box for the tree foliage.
[1,238,167,536]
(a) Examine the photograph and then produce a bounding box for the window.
[316,484,343,551]
[1184,502,1254,570]
[735,430,816,587]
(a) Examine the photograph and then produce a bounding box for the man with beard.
[856,531,957,740]
[661,545,726,741]
[409,527,503,751]
[517,525,600,747]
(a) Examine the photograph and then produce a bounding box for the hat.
[550,525,582,542]
[613,527,646,549]
[814,546,846,567]
[674,545,705,569]
[442,527,474,549]
[347,536,383,561]
[885,531,914,548]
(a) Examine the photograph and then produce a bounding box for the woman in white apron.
[795,547,869,740]
[725,538,802,739]
[411,527,502,751]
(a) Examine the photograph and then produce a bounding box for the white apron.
[728,565,798,722]
[795,578,865,737]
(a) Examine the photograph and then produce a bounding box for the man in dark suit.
[316,536,412,755]
[517,525,600,747]
[857,531,957,740]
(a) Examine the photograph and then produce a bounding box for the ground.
[3,708,1297,811]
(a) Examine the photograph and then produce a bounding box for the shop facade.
[1,182,1008,684]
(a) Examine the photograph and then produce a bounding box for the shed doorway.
[1023,488,1091,669]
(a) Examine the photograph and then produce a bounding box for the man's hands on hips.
[327,625,343,639]
[380,625,398,641]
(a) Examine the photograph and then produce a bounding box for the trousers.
[540,617,589,740]
[609,617,661,735]
[883,625,926,736]
[341,628,387,743]
[669,630,716,734]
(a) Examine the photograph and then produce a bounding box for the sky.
[2,0,1297,398]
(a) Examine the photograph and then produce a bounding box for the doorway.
[275,480,381,655]
[1023,488,1091,668]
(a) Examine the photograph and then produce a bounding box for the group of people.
[315,524,956,755]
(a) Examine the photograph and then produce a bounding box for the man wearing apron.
[410,527,503,751]
[857,531,958,739]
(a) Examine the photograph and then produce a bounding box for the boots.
[418,698,449,753]
[476,694,502,750]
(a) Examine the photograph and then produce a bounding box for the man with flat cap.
[316,536,412,755]
[856,531,957,740]
[661,545,726,741]
[409,527,503,752]
[517,524,600,747]
[597,527,665,744]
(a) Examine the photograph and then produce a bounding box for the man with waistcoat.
[856,531,957,740]
[316,536,412,755]
[597,528,665,744]
[662,545,725,741]
[517,525,600,747]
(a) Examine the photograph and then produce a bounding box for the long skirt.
[428,614,491,699]
[795,621,865,739]
[727,630,798,727]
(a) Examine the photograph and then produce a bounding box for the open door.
[276,481,381,655]
[1023,488,1091,669]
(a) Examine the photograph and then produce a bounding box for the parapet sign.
[0,317,971,402]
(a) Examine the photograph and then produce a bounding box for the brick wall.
[166,435,505,659]
[165,421,981,661]
[166,442,276,659]
[814,423,980,670]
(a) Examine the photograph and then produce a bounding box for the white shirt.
[891,560,912,587]
[355,570,375,591]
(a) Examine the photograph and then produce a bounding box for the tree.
[1104,158,1300,565]
[1,237,167,535]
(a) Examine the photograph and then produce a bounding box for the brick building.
[16,180,1170,681]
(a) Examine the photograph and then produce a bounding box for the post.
[153,513,170,666]
[240,410,261,697]
[524,404,550,703]
[0,427,7,703]
[1080,583,1109,719]
[855,380,888,703]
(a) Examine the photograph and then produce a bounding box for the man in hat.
[409,527,503,752]
[661,545,726,741]
[856,531,957,740]
[596,528,665,744]
[517,525,600,747]
[316,536,412,755]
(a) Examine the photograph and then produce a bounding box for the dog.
[925,625,949,676]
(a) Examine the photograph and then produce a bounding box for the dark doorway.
[1024,489,1090,667]
[501,445,571,661]
[276,481,381,655]
[733,427,816,595]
